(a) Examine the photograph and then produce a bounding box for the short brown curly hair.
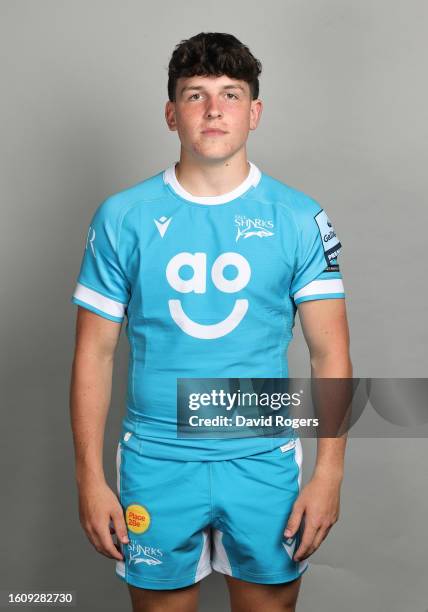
[167,32,262,102]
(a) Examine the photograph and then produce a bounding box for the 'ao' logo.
[166,252,251,339]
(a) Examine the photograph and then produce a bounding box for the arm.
[284,297,352,561]
[70,306,129,560]
[300,296,352,480]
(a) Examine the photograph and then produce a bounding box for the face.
[165,74,263,163]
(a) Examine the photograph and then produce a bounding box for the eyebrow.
[180,84,245,95]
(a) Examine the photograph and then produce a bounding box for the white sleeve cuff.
[294,278,345,302]
[73,282,127,319]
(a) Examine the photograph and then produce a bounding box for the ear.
[249,99,263,131]
[165,100,177,131]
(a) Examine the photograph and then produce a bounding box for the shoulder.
[92,168,167,228]
[256,171,323,229]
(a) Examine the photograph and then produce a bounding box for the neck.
[174,149,250,197]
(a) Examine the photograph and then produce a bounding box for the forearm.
[69,351,114,486]
[310,352,353,482]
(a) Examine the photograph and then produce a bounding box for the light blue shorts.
[114,431,309,590]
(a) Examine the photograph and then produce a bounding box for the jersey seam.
[279,315,290,379]
[246,195,301,272]
[114,194,168,289]
[291,258,333,299]
[287,198,336,299]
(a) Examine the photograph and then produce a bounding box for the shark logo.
[154,216,172,238]
[128,540,164,566]
[235,215,274,242]
[166,252,251,339]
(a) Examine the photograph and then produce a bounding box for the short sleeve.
[71,198,130,322]
[290,206,345,305]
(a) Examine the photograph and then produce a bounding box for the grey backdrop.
[1,1,427,610]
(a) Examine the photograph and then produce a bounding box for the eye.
[226,93,239,99]
[189,93,201,100]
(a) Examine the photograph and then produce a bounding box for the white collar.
[163,160,261,204]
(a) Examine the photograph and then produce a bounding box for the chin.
[199,153,235,164]
[192,145,237,160]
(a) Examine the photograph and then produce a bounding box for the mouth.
[201,129,227,136]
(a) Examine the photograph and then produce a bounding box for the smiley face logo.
[166,252,251,339]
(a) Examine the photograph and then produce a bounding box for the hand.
[284,472,341,562]
[78,478,129,561]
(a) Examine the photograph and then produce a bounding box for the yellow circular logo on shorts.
[126,504,151,534]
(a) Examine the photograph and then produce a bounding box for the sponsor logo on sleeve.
[314,210,342,264]
[325,263,340,272]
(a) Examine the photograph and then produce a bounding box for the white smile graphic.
[168,299,248,339]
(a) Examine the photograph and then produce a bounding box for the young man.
[70,32,351,612]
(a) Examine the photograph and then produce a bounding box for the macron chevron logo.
[282,536,297,560]
[154,216,172,238]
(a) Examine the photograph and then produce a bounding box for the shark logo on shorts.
[128,540,164,566]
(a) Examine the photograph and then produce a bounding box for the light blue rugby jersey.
[71,161,345,460]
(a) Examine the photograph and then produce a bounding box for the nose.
[205,95,223,119]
